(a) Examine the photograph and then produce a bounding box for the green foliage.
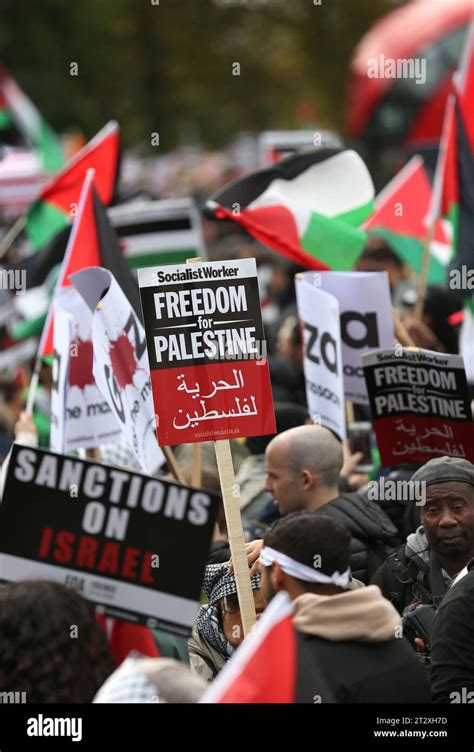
[0,0,391,148]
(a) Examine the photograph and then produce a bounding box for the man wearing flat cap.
[371,457,474,618]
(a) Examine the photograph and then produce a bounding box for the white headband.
[260,546,350,588]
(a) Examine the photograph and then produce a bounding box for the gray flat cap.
[411,456,474,486]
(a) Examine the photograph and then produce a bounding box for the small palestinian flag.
[0,65,63,171]
[37,168,140,360]
[25,121,119,250]
[200,592,333,704]
[207,148,374,271]
[363,155,451,284]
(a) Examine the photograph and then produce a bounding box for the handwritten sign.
[362,348,474,465]
[138,259,276,445]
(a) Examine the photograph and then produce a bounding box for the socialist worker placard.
[138,259,276,445]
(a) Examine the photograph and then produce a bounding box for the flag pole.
[413,219,436,321]
[162,446,186,484]
[214,438,256,638]
[25,366,40,413]
[0,215,25,260]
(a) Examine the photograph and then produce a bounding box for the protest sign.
[138,258,276,445]
[362,348,474,465]
[0,445,219,634]
[313,271,394,405]
[50,290,121,453]
[295,275,345,439]
[71,267,164,475]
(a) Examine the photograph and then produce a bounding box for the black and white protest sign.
[308,271,394,404]
[0,445,219,633]
[295,275,345,439]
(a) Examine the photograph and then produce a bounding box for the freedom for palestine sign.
[138,259,276,445]
[362,348,474,465]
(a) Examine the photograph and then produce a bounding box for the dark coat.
[295,631,431,703]
[430,564,474,703]
[316,493,400,584]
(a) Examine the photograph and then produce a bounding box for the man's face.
[259,563,277,607]
[265,441,306,515]
[220,589,265,647]
[420,482,474,559]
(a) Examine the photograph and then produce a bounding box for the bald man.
[245,425,399,584]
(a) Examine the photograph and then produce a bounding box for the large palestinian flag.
[37,168,140,359]
[363,155,451,284]
[25,121,119,250]
[207,148,374,271]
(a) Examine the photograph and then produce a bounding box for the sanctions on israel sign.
[362,348,474,465]
[138,259,276,445]
[0,445,219,634]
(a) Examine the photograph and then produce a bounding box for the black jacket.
[316,493,399,584]
[370,532,450,615]
[430,564,474,703]
[296,631,431,703]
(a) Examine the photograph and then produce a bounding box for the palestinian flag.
[25,120,119,250]
[363,155,451,284]
[0,65,63,171]
[207,149,374,271]
[432,19,474,271]
[37,168,141,359]
[200,592,333,704]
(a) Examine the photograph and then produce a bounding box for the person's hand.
[399,314,444,351]
[340,440,368,490]
[14,411,38,445]
[228,539,263,576]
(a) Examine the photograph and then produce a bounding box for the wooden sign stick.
[162,445,186,485]
[214,438,256,637]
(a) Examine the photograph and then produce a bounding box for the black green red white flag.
[206,148,374,271]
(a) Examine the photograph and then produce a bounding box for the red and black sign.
[138,259,276,445]
[362,348,474,465]
[0,445,219,634]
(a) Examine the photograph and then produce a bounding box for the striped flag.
[207,148,374,271]
[37,169,140,360]
[0,65,63,172]
[363,155,451,284]
[25,121,119,250]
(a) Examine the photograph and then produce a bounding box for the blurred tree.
[0,0,391,148]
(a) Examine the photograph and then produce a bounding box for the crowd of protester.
[0,230,473,704]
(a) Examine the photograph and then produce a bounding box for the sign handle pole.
[191,443,202,488]
[214,438,256,637]
[0,215,26,260]
[392,309,416,348]
[186,255,202,487]
[162,446,186,484]
[345,400,355,427]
